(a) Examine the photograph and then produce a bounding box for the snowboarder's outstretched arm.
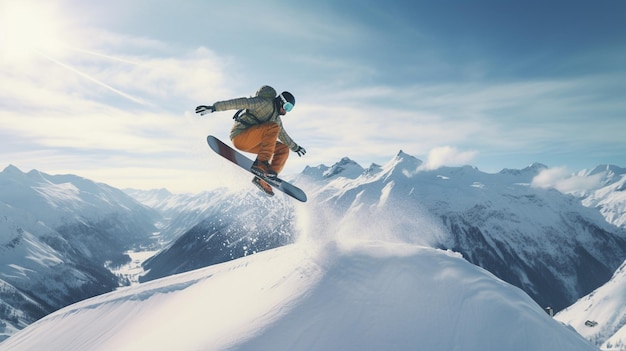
[196,97,273,117]
[195,86,306,157]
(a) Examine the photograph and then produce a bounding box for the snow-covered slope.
[0,240,597,351]
[0,165,160,341]
[556,259,626,350]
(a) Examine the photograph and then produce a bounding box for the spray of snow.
[294,189,449,261]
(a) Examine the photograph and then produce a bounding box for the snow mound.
[0,241,595,351]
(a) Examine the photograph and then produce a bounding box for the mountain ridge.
[2,155,626,345]
[134,153,626,314]
[0,165,159,341]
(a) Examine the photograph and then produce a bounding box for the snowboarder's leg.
[270,142,290,174]
[232,123,281,177]
[232,123,280,160]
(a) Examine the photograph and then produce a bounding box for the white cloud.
[418,146,478,171]
[531,167,604,195]
[0,27,237,193]
[281,94,484,173]
[3,1,624,193]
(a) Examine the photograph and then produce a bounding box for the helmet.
[280,91,295,105]
[277,91,295,112]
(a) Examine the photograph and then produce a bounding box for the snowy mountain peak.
[524,162,549,173]
[26,169,51,183]
[322,157,364,179]
[581,164,626,187]
[499,162,548,176]
[364,163,383,176]
[2,164,22,174]
[300,157,365,181]
[395,150,421,164]
[378,150,422,179]
[301,151,424,184]
[301,164,329,179]
[587,164,625,177]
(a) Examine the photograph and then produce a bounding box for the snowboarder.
[195,85,306,196]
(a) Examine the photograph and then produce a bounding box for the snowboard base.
[207,135,307,202]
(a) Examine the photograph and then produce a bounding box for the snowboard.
[207,135,307,202]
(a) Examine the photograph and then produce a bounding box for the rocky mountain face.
[139,188,296,282]
[579,164,626,229]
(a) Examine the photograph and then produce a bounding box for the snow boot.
[251,158,277,179]
[252,176,274,196]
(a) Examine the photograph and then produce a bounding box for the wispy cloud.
[2,0,624,193]
[294,73,626,170]
[531,167,604,195]
[35,49,152,107]
[0,22,237,192]
[419,146,478,171]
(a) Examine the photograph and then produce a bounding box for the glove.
[195,105,215,116]
[294,145,306,157]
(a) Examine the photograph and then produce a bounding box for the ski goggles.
[279,93,294,112]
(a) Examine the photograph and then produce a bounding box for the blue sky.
[1,0,625,193]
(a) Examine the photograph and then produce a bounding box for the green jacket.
[213,95,299,151]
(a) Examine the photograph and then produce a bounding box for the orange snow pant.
[232,122,290,174]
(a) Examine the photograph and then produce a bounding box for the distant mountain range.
[1,154,625,346]
[137,153,626,313]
